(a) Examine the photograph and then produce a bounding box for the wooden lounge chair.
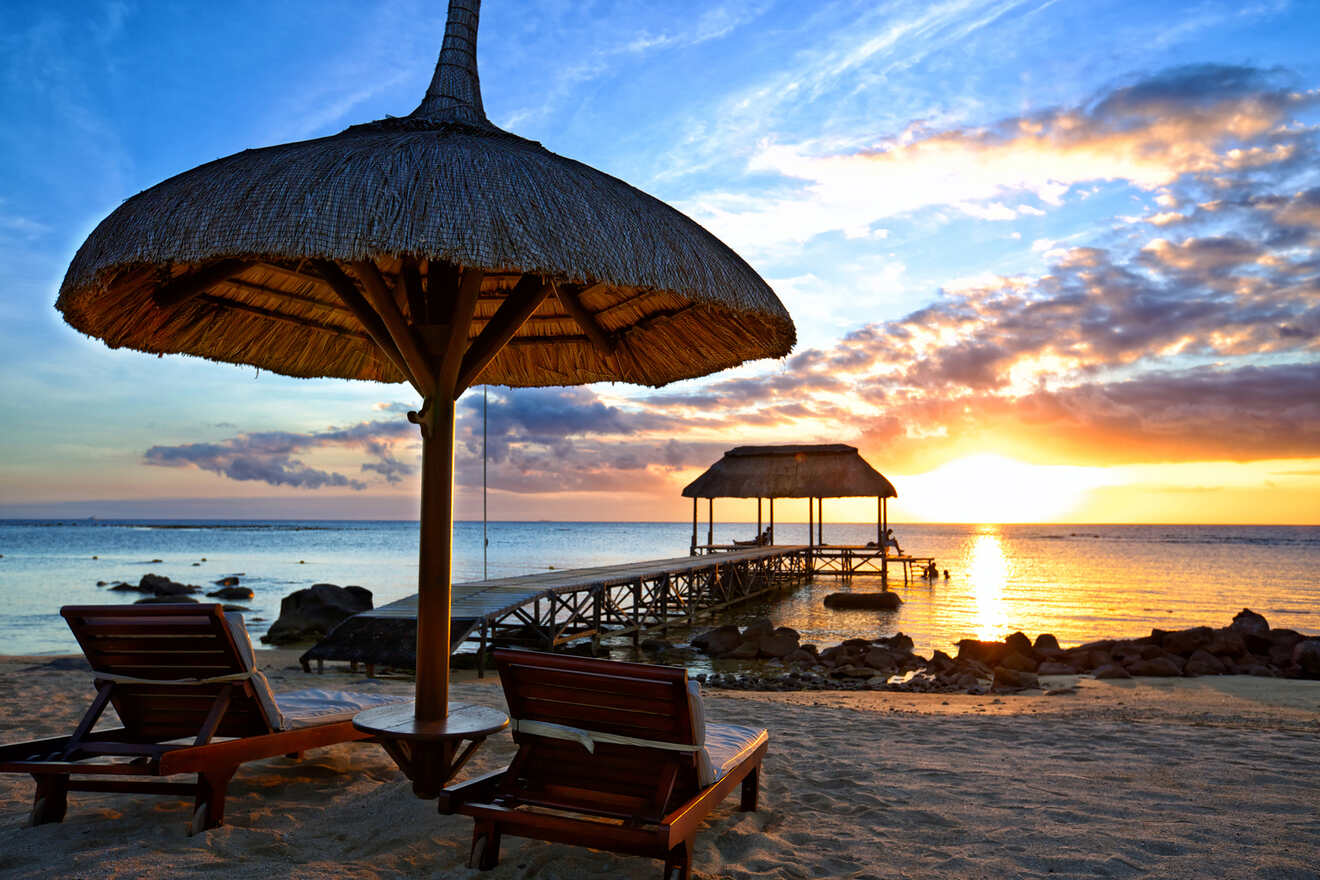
[0,603,410,834]
[438,648,768,880]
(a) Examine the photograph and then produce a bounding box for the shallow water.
[0,519,1315,655]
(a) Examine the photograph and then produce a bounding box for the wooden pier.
[302,545,811,673]
[693,544,936,584]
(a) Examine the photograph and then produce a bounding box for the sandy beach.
[1,650,1317,879]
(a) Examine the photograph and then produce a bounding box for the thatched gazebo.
[682,444,897,569]
[56,0,794,791]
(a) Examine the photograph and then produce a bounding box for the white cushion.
[698,722,768,788]
[686,679,706,744]
[274,689,412,729]
[224,611,286,731]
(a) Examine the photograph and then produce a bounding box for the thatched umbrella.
[57,0,793,746]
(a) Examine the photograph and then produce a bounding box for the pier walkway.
[302,545,811,673]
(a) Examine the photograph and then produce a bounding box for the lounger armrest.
[0,734,78,764]
[0,729,137,766]
[159,719,370,775]
[436,767,508,814]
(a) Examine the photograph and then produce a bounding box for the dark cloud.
[450,386,729,496]
[143,418,415,491]
[1086,65,1298,126]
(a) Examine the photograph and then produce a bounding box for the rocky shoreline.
[676,608,1320,694]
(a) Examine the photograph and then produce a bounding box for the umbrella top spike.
[412,0,491,128]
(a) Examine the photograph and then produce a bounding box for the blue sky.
[2,0,1318,523]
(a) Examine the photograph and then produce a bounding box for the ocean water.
[0,519,1316,657]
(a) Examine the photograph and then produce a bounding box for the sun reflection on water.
[968,529,1012,641]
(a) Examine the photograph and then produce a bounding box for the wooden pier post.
[707,498,714,549]
[631,580,641,647]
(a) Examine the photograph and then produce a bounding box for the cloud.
[684,64,1319,254]
[628,146,1320,469]
[449,387,723,496]
[143,418,415,491]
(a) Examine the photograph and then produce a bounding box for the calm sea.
[0,520,1316,657]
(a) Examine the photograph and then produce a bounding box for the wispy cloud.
[683,65,1318,256]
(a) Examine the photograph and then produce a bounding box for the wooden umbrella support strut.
[352,261,514,795]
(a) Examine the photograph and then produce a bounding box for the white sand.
[2,652,1318,879]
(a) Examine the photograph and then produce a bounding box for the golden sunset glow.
[967,530,1012,641]
[899,455,1115,523]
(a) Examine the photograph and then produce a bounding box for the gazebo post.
[757,498,762,538]
[808,496,814,551]
[817,497,823,545]
[691,497,698,555]
[769,499,774,545]
[707,498,714,548]
[881,496,888,588]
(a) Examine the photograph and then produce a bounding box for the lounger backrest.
[61,604,281,739]
[492,649,701,818]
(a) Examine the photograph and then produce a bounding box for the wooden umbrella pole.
[412,395,456,721]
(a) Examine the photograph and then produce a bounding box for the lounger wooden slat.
[440,649,767,880]
[512,700,685,735]
[511,682,677,715]
[0,603,409,834]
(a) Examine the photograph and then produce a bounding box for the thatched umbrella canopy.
[56,0,794,741]
[682,444,895,553]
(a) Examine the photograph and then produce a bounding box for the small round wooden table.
[353,701,509,799]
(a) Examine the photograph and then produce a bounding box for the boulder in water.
[758,627,801,658]
[823,592,902,610]
[207,586,255,600]
[138,573,201,596]
[261,584,373,645]
[692,625,742,656]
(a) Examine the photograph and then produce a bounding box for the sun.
[900,454,1115,523]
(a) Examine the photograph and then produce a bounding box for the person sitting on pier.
[885,529,903,555]
[733,527,773,547]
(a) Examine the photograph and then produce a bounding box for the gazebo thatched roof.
[682,444,896,499]
[55,1,793,390]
